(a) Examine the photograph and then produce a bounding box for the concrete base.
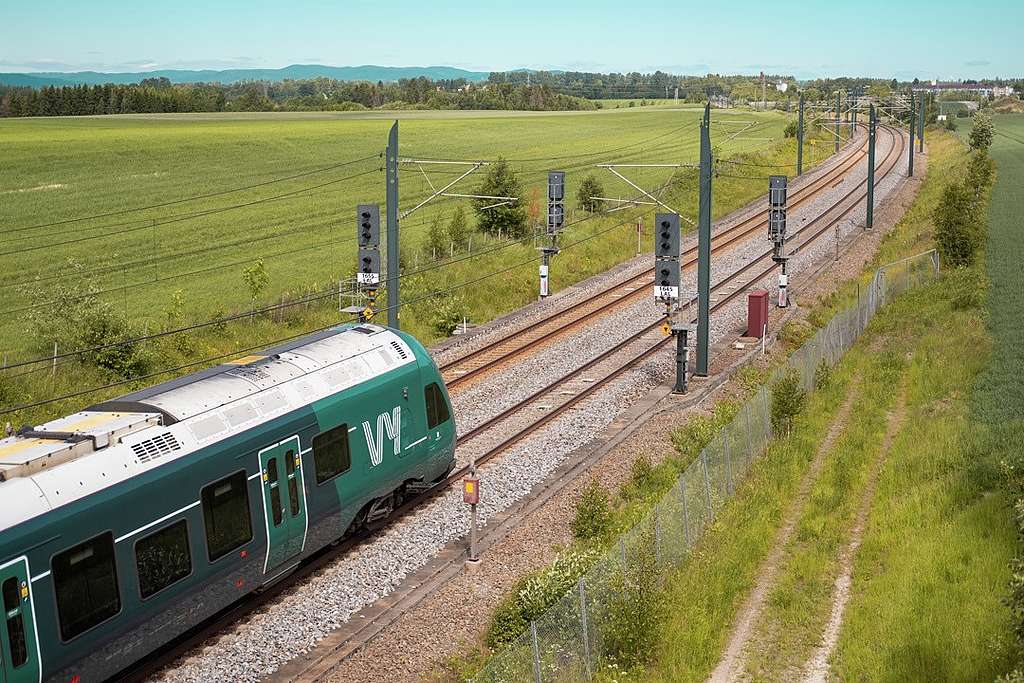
[463,558,482,574]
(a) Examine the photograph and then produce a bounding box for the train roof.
[0,324,419,533]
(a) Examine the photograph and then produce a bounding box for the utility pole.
[695,103,712,377]
[867,104,877,229]
[386,121,400,328]
[761,71,766,111]
[796,92,805,176]
[908,92,915,178]
[834,90,841,154]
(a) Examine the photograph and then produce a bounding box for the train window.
[285,450,300,516]
[135,520,192,599]
[201,471,254,562]
[2,577,27,667]
[51,532,121,641]
[313,425,351,484]
[267,458,283,527]
[425,383,451,430]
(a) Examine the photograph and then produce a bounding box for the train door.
[258,436,308,575]
[0,557,40,683]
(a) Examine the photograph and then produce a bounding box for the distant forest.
[2,70,1021,118]
[0,77,597,117]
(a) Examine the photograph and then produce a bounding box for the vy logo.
[363,406,400,467]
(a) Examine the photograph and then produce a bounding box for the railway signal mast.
[654,212,692,393]
[768,175,790,308]
[357,203,381,321]
[540,171,565,299]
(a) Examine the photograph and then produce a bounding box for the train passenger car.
[0,323,456,682]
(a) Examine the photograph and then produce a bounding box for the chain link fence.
[474,249,940,683]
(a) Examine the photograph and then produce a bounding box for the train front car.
[0,323,455,682]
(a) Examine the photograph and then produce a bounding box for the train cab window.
[51,532,121,641]
[425,382,451,430]
[2,577,27,667]
[201,471,254,561]
[313,425,351,484]
[136,520,192,599]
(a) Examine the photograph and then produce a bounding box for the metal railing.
[473,249,940,682]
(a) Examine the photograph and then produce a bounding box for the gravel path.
[153,129,890,683]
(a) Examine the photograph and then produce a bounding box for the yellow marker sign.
[660,321,672,337]
[363,307,375,320]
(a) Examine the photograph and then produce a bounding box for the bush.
[571,479,612,541]
[783,120,799,138]
[770,368,806,435]
[966,149,996,191]
[968,111,994,151]
[429,292,467,337]
[778,318,815,349]
[485,547,598,648]
[425,213,448,259]
[621,454,656,502]
[934,180,983,268]
[946,266,989,310]
[814,360,833,390]
[577,174,606,213]
[944,117,958,131]
[596,528,665,667]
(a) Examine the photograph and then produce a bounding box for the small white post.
[762,323,767,355]
[52,342,57,377]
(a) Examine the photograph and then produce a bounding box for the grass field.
[0,107,793,352]
[0,105,834,423]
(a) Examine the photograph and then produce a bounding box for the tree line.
[0,76,597,118]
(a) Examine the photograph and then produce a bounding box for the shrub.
[571,479,612,541]
[778,318,815,349]
[966,149,996,192]
[934,180,983,268]
[946,266,989,311]
[783,120,799,138]
[814,360,833,389]
[596,528,665,667]
[429,292,467,337]
[771,368,806,435]
[944,117,958,131]
[485,547,598,648]
[577,174,606,213]
[968,111,994,151]
[621,454,656,502]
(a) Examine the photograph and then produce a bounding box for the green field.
[0,106,824,422]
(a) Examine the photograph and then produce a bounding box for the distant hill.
[0,64,492,87]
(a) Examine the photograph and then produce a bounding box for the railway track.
[439,126,870,391]
[127,124,905,683]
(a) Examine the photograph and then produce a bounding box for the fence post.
[578,577,592,679]
[680,478,691,547]
[531,621,542,683]
[745,402,756,455]
[701,452,713,518]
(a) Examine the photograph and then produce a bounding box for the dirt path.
[705,379,862,683]
[800,384,908,682]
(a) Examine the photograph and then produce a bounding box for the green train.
[0,323,457,682]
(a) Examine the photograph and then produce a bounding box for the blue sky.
[2,0,1020,79]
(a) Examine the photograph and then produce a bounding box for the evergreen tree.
[448,205,470,250]
[473,157,528,238]
[577,174,606,213]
